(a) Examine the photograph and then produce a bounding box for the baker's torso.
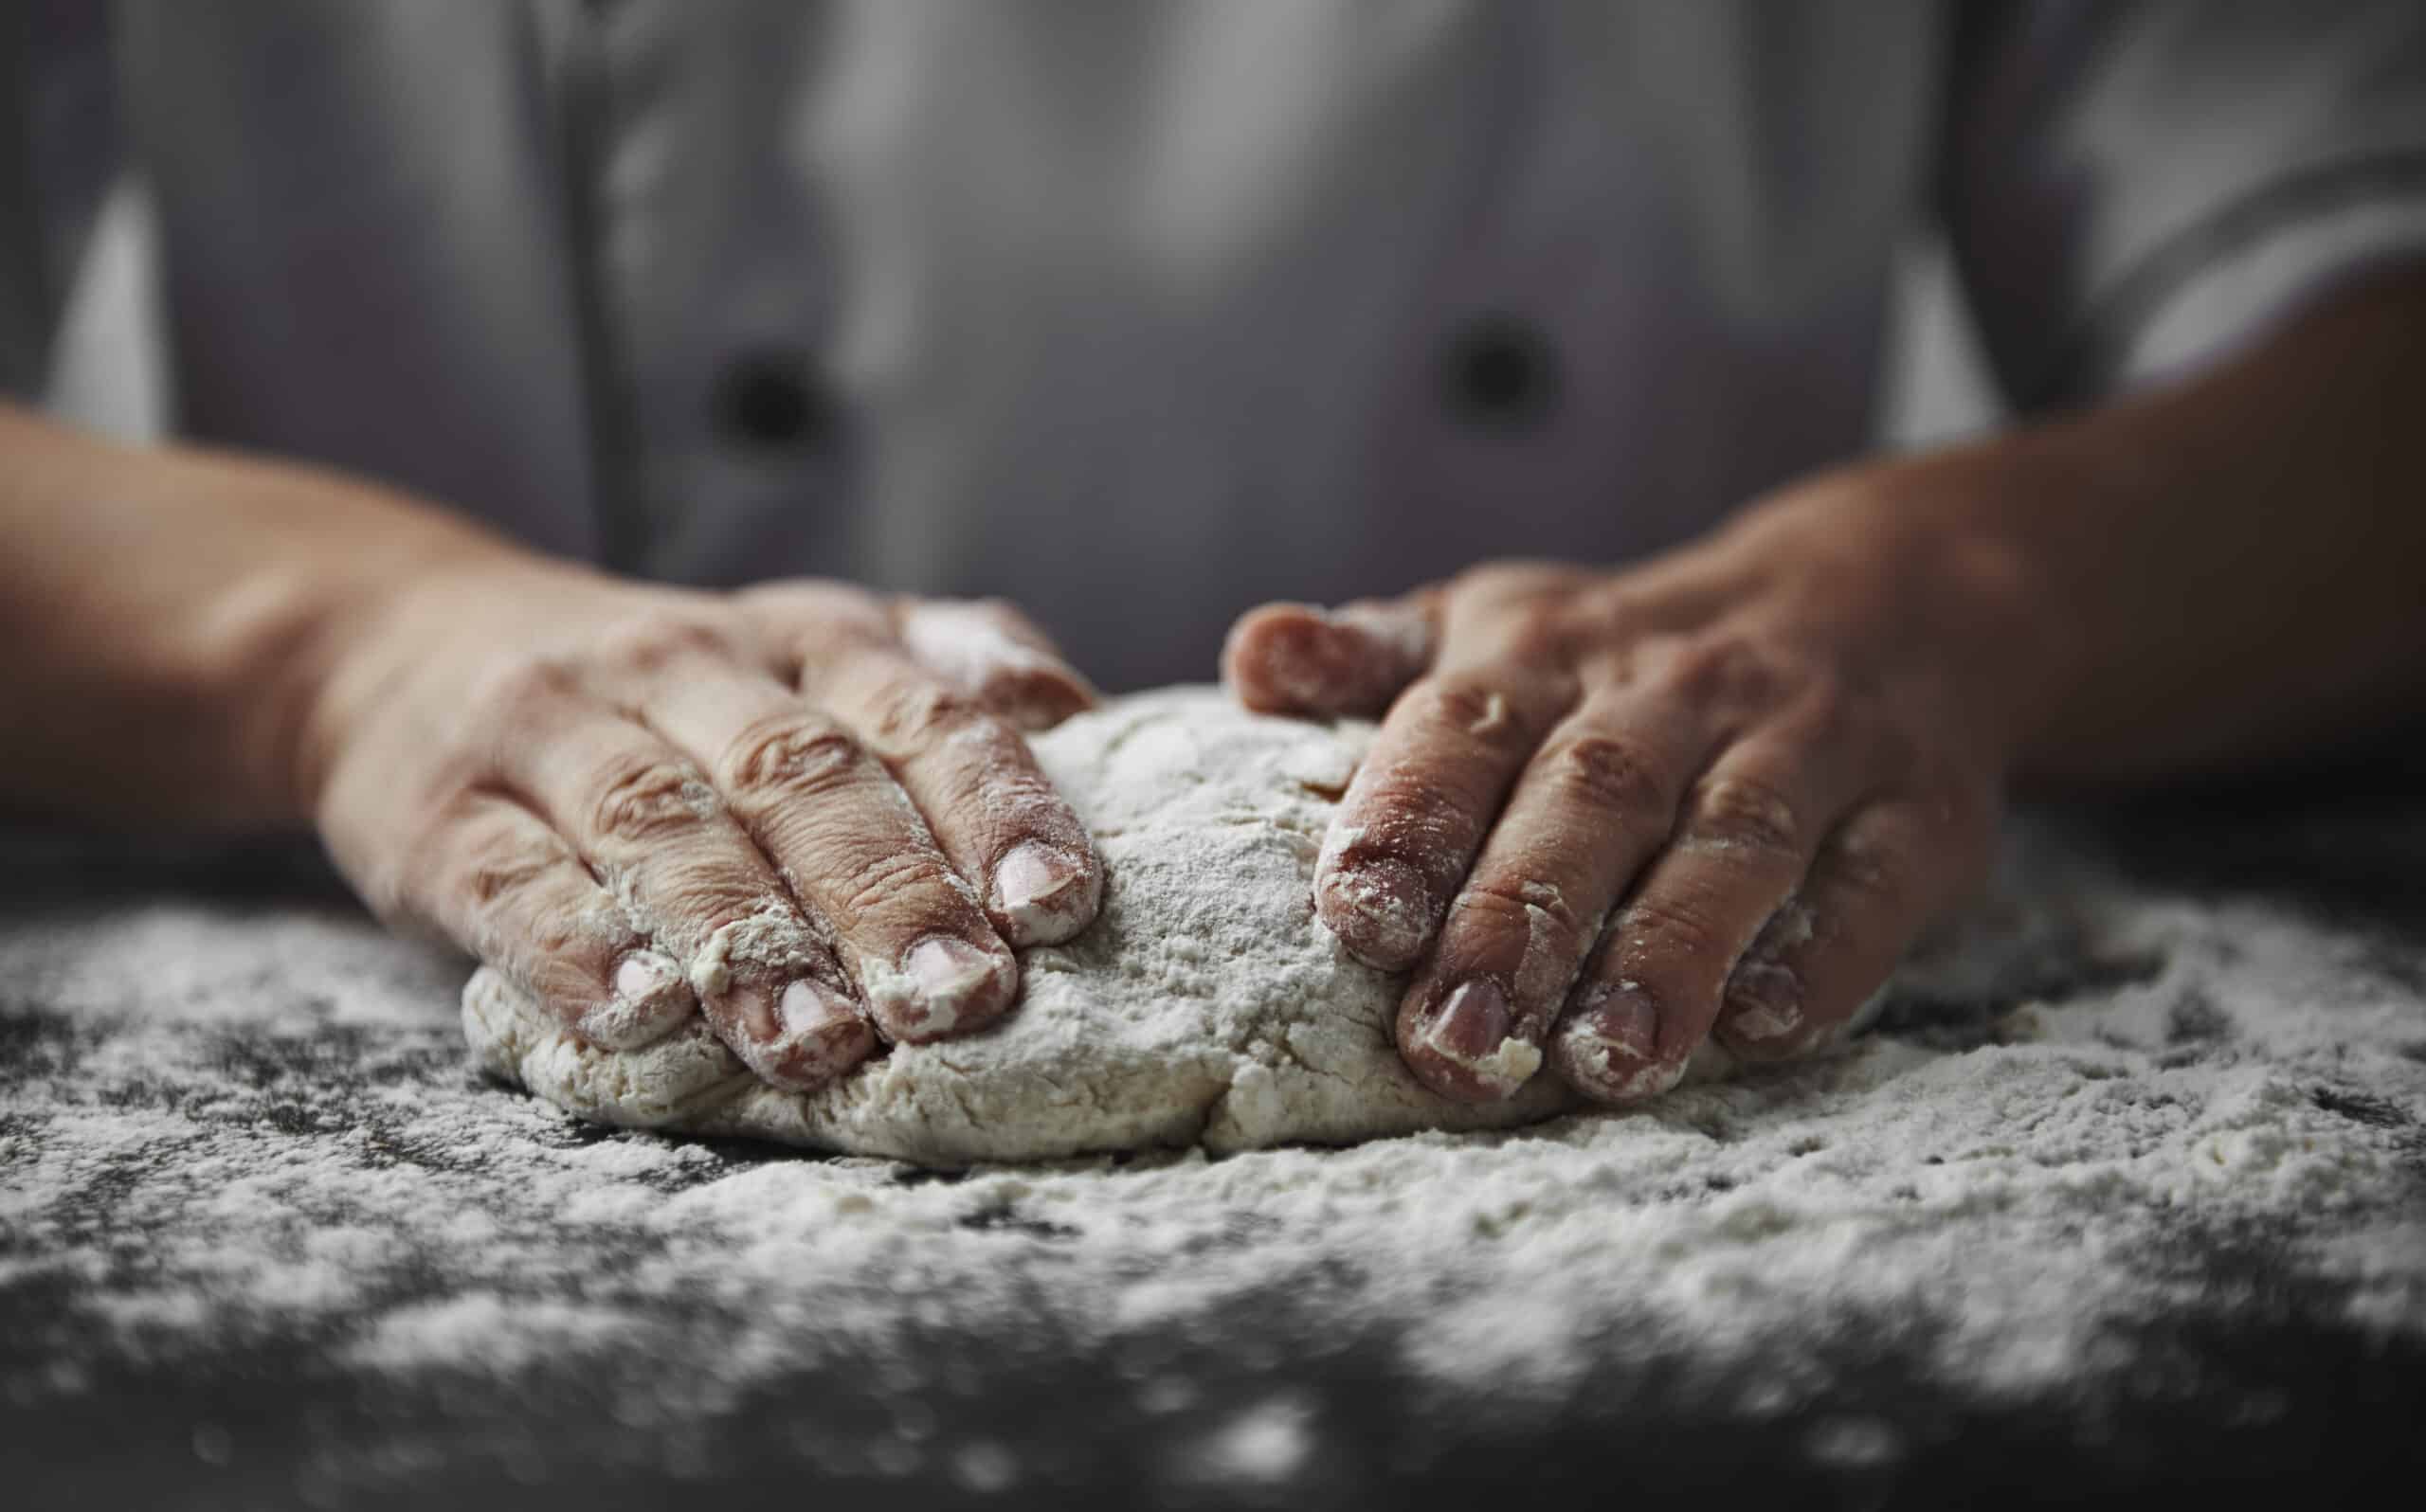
[124,0,1940,688]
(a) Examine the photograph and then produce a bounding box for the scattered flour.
[3,699,2424,1492]
[1177,1395,1317,1486]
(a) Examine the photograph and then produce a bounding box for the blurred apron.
[19,1,2424,687]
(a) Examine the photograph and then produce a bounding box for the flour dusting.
[2,697,2424,1495]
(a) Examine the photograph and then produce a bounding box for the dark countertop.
[4,794,2424,1509]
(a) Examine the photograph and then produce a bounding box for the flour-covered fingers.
[1716,794,1989,1060]
[1393,694,1705,1101]
[641,663,1019,1044]
[495,686,877,1089]
[1548,740,1851,1105]
[815,641,1103,947]
[403,789,695,1050]
[1313,661,1575,971]
[1222,592,1440,719]
[896,598,1097,731]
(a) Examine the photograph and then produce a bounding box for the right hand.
[299,556,1104,1090]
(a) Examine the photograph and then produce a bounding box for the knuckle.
[1537,731,1671,817]
[591,608,735,677]
[467,653,580,726]
[1665,634,1784,711]
[1617,893,1729,975]
[1421,670,1556,748]
[1422,674,1503,732]
[1350,768,1477,859]
[436,824,570,936]
[1445,873,1588,983]
[460,841,557,909]
[861,679,987,755]
[832,844,954,923]
[589,755,716,846]
[722,713,864,798]
[1499,605,1572,668]
[1455,873,1576,937]
[1685,773,1806,862]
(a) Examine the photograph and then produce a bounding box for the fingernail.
[1725,962,1803,1042]
[1584,981,1659,1059]
[1317,854,1432,970]
[884,935,1010,1038]
[732,980,875,1090]
[1426,980,1510,1060]
[1418,981,1543,1097]
[1554,981,1681,1104]
[993,842,1095,945]
[577,949,694,1049]
[615,949,681,1006]
[777,980,860,1038]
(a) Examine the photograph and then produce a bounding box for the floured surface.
[5,786,2426,1498]
[464,688,1602,1162]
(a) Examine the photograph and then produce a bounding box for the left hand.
[1222,487,2019,1104]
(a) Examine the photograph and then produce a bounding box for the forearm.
[1771,267,2426,786]
[0,403,522,831]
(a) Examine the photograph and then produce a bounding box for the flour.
[464,688,1600,1161]
[3,721,2425,1493]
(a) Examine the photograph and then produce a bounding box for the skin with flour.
[0,276,2422,1123]
[1224,271,2426,1111]
[463,687,1684,1163]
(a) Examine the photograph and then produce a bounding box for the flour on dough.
[464,687,1728,1164]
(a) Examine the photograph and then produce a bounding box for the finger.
[815,639,1104,947]
[1222,592,1439,719]
[1314,657,1577,972]
[1391,691,1709,1101]
[405,789,696,1050]
[494,684,878,1091]
[1715,796,1986,1060]
[896,598,1097,731]
[1548,732,1858,1105]
[640,660,1020,1044]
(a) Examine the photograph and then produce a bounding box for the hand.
[301,557,1103,1090]
[1222,491,2015,1104]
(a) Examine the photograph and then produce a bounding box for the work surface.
[4,793,2424,1508]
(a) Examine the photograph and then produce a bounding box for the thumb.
[1221,590,1439,719]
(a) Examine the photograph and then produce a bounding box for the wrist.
[283,534,583,824]
[0,409,541,834]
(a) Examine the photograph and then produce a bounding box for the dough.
[465,687,1712,1164]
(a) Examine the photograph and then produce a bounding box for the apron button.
[712,350,831,450]
[1445,315,1559,432]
